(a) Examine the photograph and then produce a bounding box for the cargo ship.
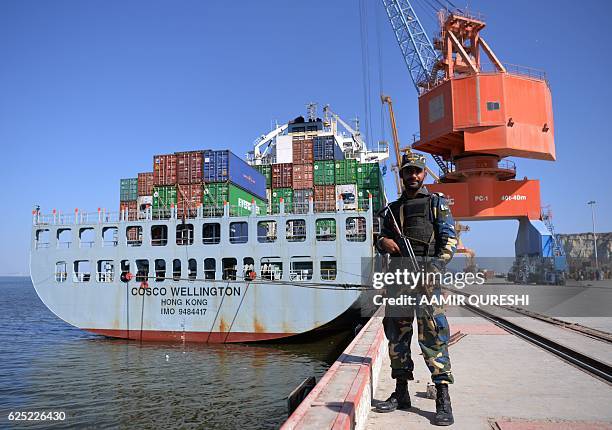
[30,107,390,342]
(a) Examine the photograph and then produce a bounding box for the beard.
[402,176,424,191]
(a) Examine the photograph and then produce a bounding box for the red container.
[176,150,204,184]
[292,139,314,163]
[153,154,177,186]
[292,163,314,190]
[177,183,203,218]
[120,200,138,221]
[272,163,293,189]
[314,185,336,212]
[137,172,154,196]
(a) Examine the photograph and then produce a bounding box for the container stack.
[119,178,138,220]
[120,150,266,219]
[256,133,384,214]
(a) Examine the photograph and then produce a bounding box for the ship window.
[261,258,283,280]
[222,258,237,280]
[120,260,130,282]
[57,228,72,249]
[307,125,318,131]
[321,260,337,281]
[73,260,91,283]
[316,219,336,241]
[487,101,500,111]
[173,259,181,281]
[136,259,149,282]
[102,227,118,247]
[176,223,194,246]
[55,261,68,282]
[229,222,248,244]
[151,225,168,246]
[35,229,50,249]
[188,259,197,281]
[286,219,306,242]
[79,227,96,248]
[243,257,255,281]
[97,260,114,283]
[203,223,221,244]
[290,259,313,281]
[257,220,277,243]
[204,258,216,280]
[155,259,166,282]
[346,217,367,242]
[127,226,143,247]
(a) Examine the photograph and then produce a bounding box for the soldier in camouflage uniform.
[375,153,457,426]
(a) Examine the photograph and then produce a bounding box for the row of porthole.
[55,258,339,283]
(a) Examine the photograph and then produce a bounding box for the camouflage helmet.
[400,152,426,171]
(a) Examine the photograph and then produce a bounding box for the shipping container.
[203,150,266,199]
[176,150,204,184]
[137,195,153,211]
[152,185,178,218]
[336,184,358,211]
[356,162,381,189]
[358,188,384,213]
[314,185,336,213]
[254,164,272,188]
[119,200,138,221]
[153,154,177,186]
[292,163,314,190]
[314,136,344,161]
[271,163,293,189]
[137,172,154,196]
[292,139,314,164]
[313,161,336,185]
[203,182,266,217]
[177,183,203,218]
[270,188,293,214]
[334,159,358,184]
[293,189,313,214]
[120,178,138,202]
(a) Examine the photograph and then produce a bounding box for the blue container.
[203,150,266,200]
[314,136,344,161]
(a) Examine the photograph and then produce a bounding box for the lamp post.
[587,201,598,271]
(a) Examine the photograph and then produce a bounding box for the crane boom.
[381,0,439,90]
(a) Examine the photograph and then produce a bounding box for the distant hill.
[557,232,611,267]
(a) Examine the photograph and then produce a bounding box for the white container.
[275,135,293,163]
[336,184,357,210]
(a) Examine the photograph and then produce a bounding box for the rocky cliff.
[557,232,612,264]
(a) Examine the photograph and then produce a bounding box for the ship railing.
[289,270,313,281]
[96,272,114,283]
[73,272,91,283]
[320,269,337,281]
[58,241,72,249]
[32,196,376,226]
[80,241,95,248]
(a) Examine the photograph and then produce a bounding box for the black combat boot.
[375,379,411,413]
[433,384,454,426]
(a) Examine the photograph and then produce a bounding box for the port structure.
[382,1,563,268]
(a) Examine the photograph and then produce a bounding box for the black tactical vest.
[399,195,436,257]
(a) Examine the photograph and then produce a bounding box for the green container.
[270,188,293,214]
[314,161,335,185]
[356,162,381,189]
[254,165,272,188]
[203,182,266,216]
[334,159,357,185]
[358,187,384,212]
[153,186,177,208]
[120,178,138,201]
[315,219,337,239]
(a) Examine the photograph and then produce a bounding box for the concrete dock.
[283,307,612,430]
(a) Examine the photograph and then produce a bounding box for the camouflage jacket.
[376,186,457,269]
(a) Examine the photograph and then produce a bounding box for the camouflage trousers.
[383,288,454,384]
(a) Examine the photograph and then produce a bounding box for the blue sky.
[1,0,610,275]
